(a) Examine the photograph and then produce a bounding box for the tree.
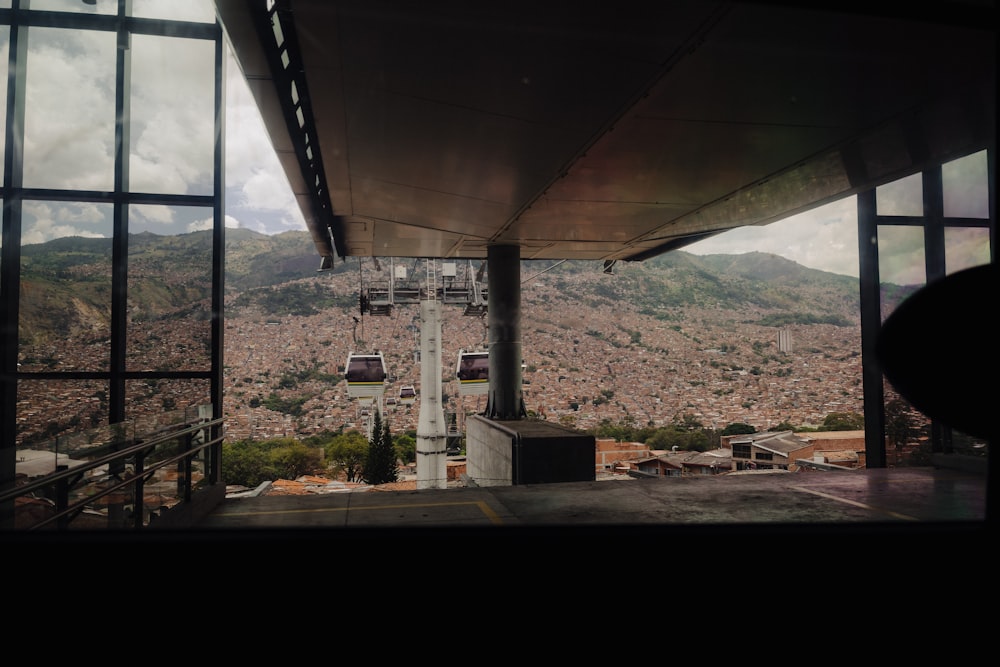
[646,427,684,451]
[221,439,271,487]
[884,399,916,465]
[268,440,324,480]
[325,431,369,482]
[672,412,704,430]
[393,432,416,465]
[721,422,756,436]
[682,429,710,452]
[220,437,325,486]
[364,410,398,485]
[590,418,635,442]
[821,411,864,431]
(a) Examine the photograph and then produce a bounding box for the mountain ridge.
[16,229,897,443]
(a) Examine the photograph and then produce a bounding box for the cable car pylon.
[416,260,448,489]
[356,257,488,488]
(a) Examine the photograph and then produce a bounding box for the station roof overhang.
[213,0,996,266]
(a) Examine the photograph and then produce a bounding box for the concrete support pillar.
[485,244,526,420]
[416,299,447,489]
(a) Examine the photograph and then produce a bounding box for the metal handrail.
[2,416,224,531]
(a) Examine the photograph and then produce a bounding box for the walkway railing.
[1,408,223,531]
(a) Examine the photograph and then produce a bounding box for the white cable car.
[344,352,387,399]
[399,385,417,405]
[456,349,489,396]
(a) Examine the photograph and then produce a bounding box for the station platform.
[4,464,991,562]
[181,465,993,554]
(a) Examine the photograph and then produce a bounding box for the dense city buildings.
[11,233,873,452]
[220,257,865,443]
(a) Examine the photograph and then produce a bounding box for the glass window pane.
[943,149,989,219]
[16,378,110,449]
[877,225,925,287]
[125,378,212,433]
[876,172,922,217]
[945,227,991,275]
[23,26,117,191]
[23,0,115,14]
[129,34,215,196]
[132,0,217,23]
[126,204,213,371]
[19,200,114,372]
[0,27,8,185]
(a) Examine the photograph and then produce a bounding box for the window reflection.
[19,200,114,372]
[9,0,215,21]
[125,378,212,430]
[16,378,110,449]
[945,227,991,275]
[131,0,217,23]
[23,27,117,191]
[876,225,926,287]
[875,172,922,217]
[21,0,115,15]
[129,34,215,196]
[126,204,213,371]
[943,150,989,219]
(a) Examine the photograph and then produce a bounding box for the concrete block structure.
[466,415,595,486]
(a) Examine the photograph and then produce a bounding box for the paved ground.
[5,464,992,566]
[186,466,992,554]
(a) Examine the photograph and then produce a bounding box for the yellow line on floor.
[215,500,506,525]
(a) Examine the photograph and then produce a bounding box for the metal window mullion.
[857,188,886,468]
[922,167,946,283]
[109,6,132,425]
[209,23,225,484]
[0,16,29,506]
[921,165,954,454]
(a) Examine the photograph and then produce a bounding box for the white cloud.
[224,48,307,234]
[20,202,107,245]
[188,218,213,233]
[686,149,990,283]
[22,30,117,191]
[686,197,860,277]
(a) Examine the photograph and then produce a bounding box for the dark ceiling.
[214,1,995,265]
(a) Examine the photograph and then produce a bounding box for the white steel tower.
[416,261,448,489]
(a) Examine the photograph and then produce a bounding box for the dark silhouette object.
[875,263,996,442]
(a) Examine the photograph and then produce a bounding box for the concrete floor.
[181,466,992,555]
[4,464,992,574]
[194,467,987,530]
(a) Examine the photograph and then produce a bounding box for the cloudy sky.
[8,1,992,287]
[224,49,309,238]
[684,152,991,284]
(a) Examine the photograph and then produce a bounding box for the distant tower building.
[777,328,793,353]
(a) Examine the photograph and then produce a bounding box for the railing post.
[133,444,146,530]
[55,464,69,530]
[181,430,194,502]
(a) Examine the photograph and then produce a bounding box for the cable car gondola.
[399,385,417,404]
[345,351,387,399]
[456,349,490,396]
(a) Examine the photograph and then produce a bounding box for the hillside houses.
[219,256,866,444]
[601,429,866,478]
[724,429,865,471]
